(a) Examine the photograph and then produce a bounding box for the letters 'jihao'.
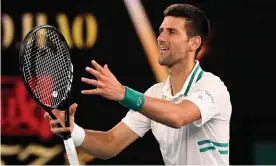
[1,13,98,49]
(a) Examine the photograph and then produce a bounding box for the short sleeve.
[121,110,151,137]
[184,77,229,127]
[121,84,161,137]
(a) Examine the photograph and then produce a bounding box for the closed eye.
[159,27,178,35]
[168,28,177,34]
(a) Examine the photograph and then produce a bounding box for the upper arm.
[178,99,201,125]
[179,77,230,127]
[107,121,140,154]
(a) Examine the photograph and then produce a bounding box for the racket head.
[19,25,73,111]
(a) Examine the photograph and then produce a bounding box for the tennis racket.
[19,25,79,165]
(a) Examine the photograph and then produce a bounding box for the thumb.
[69,103,78,116]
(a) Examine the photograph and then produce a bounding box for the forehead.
[159,16,186,30]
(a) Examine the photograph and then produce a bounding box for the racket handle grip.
[48,111,62,127]
[62,132,72,140]
[48,110,58,119]
[48,111,71,139]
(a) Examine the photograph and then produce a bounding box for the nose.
[157,33,166,43]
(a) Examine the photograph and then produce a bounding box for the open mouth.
[160,47,169,53]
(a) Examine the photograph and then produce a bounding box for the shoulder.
[197,72,230,96]
[189,71,232,116]
[190,71,231,108]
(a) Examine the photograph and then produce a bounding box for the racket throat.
[56,97,70,111]
[61,111,71,140]
[56,99,72,139]
[63,132,72,140]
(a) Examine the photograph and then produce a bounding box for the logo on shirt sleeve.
[195,89,215,104]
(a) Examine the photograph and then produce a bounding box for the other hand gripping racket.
[19,25,80,165]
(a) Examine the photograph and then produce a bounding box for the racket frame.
[19,24,73,140]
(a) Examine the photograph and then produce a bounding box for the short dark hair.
[164,4,210,56]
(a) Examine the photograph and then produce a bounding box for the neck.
[168,57,196,96]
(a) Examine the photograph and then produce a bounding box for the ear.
[188,36,201,52]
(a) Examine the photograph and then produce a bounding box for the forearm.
[140,96,184,128]
[78,129,116,160]
[119,87,199,128]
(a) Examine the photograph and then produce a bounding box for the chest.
[150,90,192,145]
[151,121,188,147]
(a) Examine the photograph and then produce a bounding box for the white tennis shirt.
[122,61,232,165]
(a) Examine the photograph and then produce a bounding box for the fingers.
[69,103,78,116]
[85,67,105,80]
[86,60,110,78]
[82,60,115,97]
[81,77,105,88]
[49,119,61,128]
[81,88,102,95]
[44,107,75,136]
[81,77,97,86]
[104,64,115,78]
[49,118,71,135]
[103,64,110,76]
[91,60,104,73]
[44,112,49,120]
[51,126,71,134]
[44,111,58,120]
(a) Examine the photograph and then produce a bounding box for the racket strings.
[23,28,71,107]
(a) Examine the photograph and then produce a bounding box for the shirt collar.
[161,60,204,99]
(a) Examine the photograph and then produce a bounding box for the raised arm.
[81,60,201,128]
[45,104,139,160]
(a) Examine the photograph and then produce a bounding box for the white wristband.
[71,123,85,147]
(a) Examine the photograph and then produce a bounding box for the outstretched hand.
[81,60,126,101]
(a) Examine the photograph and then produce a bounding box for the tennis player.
[45,4,232,165]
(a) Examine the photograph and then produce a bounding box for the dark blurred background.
[1,0,275,165]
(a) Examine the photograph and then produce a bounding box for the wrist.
[71,123,85,147]
[119,85,126,101]
[119,86,145,112]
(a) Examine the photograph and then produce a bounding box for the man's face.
[157,16,190,67]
